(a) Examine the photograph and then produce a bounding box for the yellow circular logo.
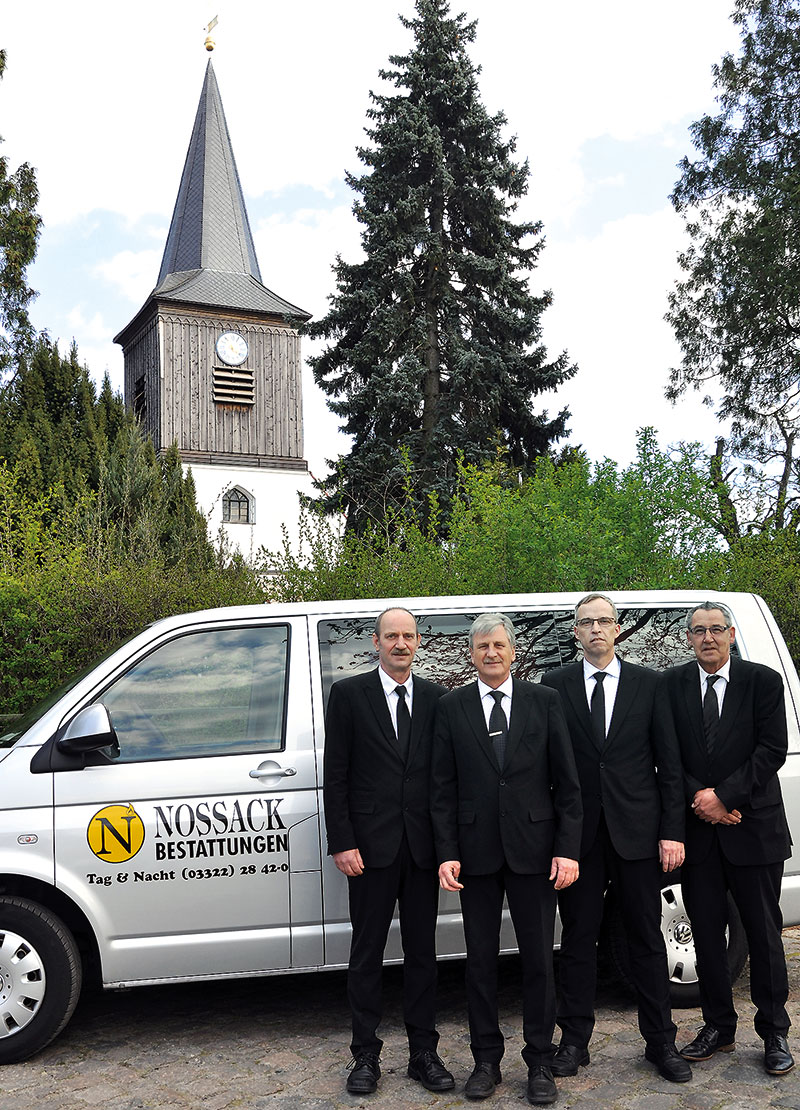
[87,803,145,863]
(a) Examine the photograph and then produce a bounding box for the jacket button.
[499,779,506,786]
[599,762,605,769]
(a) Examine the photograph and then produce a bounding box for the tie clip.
[489,730,503,737]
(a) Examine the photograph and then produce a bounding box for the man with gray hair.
[432,613,582,1105]
[664,601,793,1077]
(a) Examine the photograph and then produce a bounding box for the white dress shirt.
[378,666,414,738]
[477,674,513,731]
[582,654,621,737]
[697,658,730,713]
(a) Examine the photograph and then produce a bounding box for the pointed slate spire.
[157,60,261,285]
[147,60,309,321]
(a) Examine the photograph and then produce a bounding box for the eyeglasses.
[576,617,616,628]
[688,625,730,637]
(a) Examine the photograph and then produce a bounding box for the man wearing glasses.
[541,593,689,1082]
[664,601,793,1076]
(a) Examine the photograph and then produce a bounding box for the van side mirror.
[57,704,119,757]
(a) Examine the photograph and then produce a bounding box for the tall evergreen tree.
[0,50,40,377]
[0,338,120,498]
[307,0,575,531]
[667,0,800,532]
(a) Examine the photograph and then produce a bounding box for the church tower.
[114,57,312,556]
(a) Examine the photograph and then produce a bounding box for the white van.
[1,590,798,1063]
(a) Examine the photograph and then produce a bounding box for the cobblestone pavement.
[3,929,800,1109]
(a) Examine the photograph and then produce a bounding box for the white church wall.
[188,463,317,562]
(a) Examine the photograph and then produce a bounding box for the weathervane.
[204,15,218,52]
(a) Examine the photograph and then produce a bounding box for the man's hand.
[691,788,729,823]
[550,857,579,890]
[333,848,364,877]
[439,860,464,891]
[692,788,743,825]
[658,839,685,872]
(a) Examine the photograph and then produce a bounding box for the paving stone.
[2,929,800,1108]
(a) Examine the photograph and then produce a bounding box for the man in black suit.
[432,613,582,1105]
[664,600,794,1076]
[323,607,454,1096]
[541,593,690,1083]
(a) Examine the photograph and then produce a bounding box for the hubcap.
[660,885,698,987]
[0,929,46,1037]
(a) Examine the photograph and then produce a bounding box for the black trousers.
[682,838,789,1041]
[346,835,440,1056]
[459,866,556,1067]
[556,816,676,1048]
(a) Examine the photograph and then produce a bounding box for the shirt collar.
[697,659,731,685]
[583,655,620,680]
[477,675,513,700]
[378,666,413,696]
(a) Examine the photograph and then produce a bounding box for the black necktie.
[703,675,720,757]
[591,672,608,750]
[395,685,411,761]
[488,690,507,769]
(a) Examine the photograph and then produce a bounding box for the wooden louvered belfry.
[114,60,311,476]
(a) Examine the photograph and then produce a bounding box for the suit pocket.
[458,807,476,824]
[350,793,375,814]
[528,806,555,823]
[750,782,782,810]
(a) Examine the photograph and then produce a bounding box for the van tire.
[0,896,82,1063]
[604,877,748,1008]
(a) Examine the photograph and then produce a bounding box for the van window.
[317,610,561,702]
[99,625,290,762]
[317,607,737,707]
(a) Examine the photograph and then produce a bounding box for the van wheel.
[605,879,748,1008]
[0,897,82,1063]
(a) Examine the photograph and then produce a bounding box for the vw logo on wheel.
[673,920,693,946]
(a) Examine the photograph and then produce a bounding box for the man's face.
[687,608,735,673]
[373,609,421,679]
[574,598,620,665]
[470,624,516,688]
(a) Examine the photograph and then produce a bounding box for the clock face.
[216,331,249,366]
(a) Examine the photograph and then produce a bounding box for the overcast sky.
[2,1,740,479]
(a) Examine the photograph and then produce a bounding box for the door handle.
[249,764,297,779]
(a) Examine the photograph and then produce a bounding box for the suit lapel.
[680,662,705,756]
[718,656,746,742]
[562,663,593,744]
[463,682,499,770]
[505,678,531,767]
[364,669,405,762]
[407,679,432,764]
[605,660,639,749]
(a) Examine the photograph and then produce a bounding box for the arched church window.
[222,487,254,525]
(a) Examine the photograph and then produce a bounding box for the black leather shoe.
[764,1034,795,1075]
[644,1043,692,1083]
[464,1062,502,1100]
[551,1043,590,1076]
[346,1052,381,1094]
[526,1065,557,1105]
[408,1050,455,1091]
[680,1024,735,1061]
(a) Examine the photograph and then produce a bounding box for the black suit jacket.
[430,678,582,875]
[663,657,791,866]
[323,668,446,869]
[541,660,684,859]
